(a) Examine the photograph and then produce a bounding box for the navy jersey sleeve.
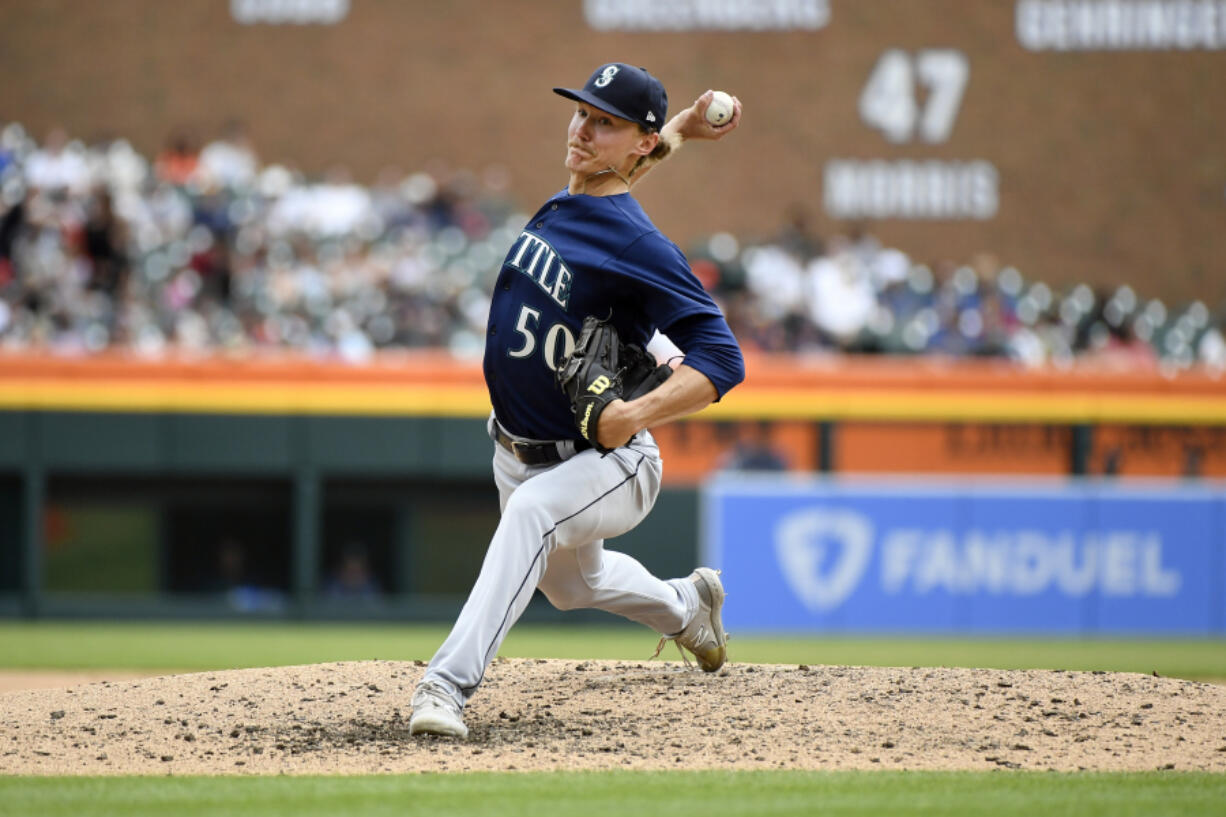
[601,232,745,399]
[659,313,746,399]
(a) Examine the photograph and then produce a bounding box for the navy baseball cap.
[553,63,668,132]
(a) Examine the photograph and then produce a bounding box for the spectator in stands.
[803,240,876,350]
[773,203,823,262]
[197,119,259,191]
[267,164,374,237]
[0,135,14,177]
[719,421,789,472]
[88,136,148,194]
[969,287,1013,358]
[1081,313,1159,371]
[154,128,201,187]
[1199,323,1225,371]
[0,118,1222,372]
[323,541,382,601]
[0,185,26,286]
[190,226,234,307]
[81,186,128,298]
[23,127,91,196]
[208,536,286,612]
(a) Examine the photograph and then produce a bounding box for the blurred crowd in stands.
[1,120,1223,372]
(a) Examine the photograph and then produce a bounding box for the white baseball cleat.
[654,567,727,672]
[409,680,469,738]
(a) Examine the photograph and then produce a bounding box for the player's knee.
[539,581,588,611]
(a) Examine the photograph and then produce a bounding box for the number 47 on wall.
[859,49,969,144]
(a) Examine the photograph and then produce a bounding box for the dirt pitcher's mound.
[3,659,1225,775]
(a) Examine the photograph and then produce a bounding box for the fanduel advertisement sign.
[703,478,1225,634]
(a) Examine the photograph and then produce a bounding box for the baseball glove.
[555,316,672,453]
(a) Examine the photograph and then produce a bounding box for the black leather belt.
[492,422,591,466]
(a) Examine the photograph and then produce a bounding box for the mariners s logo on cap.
[552,63,669,133]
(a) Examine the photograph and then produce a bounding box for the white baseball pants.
[420,420,699,705]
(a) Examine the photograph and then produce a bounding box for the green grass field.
[1,621,1224,680]
[0,771,1222,817]
[1,622,1222,816]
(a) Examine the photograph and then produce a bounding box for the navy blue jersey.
[484,188,744,441]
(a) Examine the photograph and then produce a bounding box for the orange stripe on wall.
[0,380,493,417]
[0,351,1222,424]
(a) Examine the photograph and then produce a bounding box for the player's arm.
[629,90,743,188]
[596,313,745,450]
[594,364,718,450]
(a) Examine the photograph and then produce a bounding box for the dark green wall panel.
[424,417,495,477]
[8,413,499,476]
[306,416,426,472]
[0,413,30,467]
[39,413,163,470]
[167,415,294,471]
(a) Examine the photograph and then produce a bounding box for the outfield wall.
[0,351,1223,623]
[705,476,1226,635]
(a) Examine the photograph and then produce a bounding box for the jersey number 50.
[507,304,577,371]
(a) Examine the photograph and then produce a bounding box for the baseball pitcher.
[410,63,745,738]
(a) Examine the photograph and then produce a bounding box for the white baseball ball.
[705,91,734,127]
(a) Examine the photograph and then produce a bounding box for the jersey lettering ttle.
[507,231,573,309]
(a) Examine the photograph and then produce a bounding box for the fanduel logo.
[880,528,1181,598]
[775,508,874,612]
[773,506,1183,612]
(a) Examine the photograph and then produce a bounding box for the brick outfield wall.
[1,0,1223,304]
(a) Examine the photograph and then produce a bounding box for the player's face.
[565,102,652,177]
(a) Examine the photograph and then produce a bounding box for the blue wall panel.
[958,490,1094,634]
[1218,498,1226,634]
[704,476,1225,636]
[1090,490,1216,635]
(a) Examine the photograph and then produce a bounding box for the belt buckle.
[510,440,533,463]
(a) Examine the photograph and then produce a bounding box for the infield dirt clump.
[2,659,1224,775]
